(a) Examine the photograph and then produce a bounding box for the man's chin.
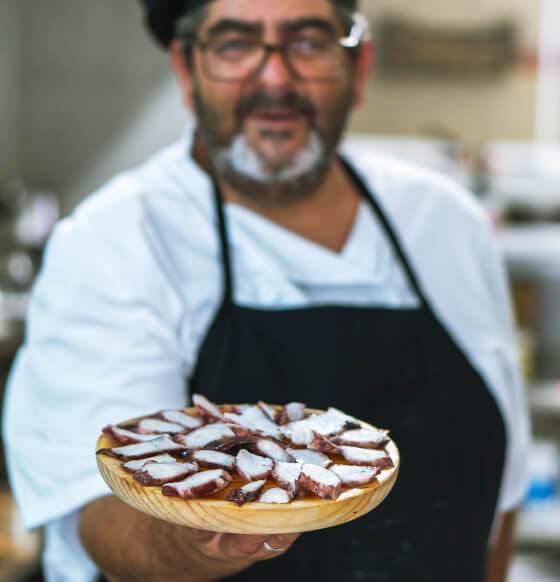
[211,130,332,204]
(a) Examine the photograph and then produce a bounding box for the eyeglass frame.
[182,12,370,83]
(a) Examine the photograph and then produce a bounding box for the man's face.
[174,0,369,200]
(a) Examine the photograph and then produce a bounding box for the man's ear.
[352,40,374,109]
[170,40,195,110]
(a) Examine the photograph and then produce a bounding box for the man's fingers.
[223,534,269,558]
[185,528,219,544]
[256,533,300,560]
[180,528,300,564]
[214,532,300,561]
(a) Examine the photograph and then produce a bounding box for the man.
[3,1,529,581]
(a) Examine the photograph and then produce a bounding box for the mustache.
[234,92,316,124]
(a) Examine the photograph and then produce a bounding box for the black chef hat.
[140,0,213,49]
[140,0,359,50]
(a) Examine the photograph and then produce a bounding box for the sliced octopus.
[339,446,394,468]
[204,435,257,455]
[259,487,294,504]
[330,464,379,487]
[235,449,273,481]
[257,401,278,422]
[122,453,177,473]
[156,410,203,430]
[192,393,224,423]
[102,425,161,445]
[330,428,390,450]
[286,447,331,468]
[276,402,306,425]
[99,398,396,504]
[248,438,293,462]
[298,464,341,500]
[224,407,283,439]
[182,450,236,471]
[162,469,232,499]
[97,435,185,460]
[175,423,235,449]
[287,408,360,445]
[272,461,302,496]
[308,431,343,455]
[227,479,266,506]
[133,461,198,486]
[125,418,185,435]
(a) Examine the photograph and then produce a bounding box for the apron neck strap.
[339,156,428,305]
[211,156,430,308]
[211,178,234,304]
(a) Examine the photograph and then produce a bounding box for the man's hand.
[485,510,517,582]
[80,495,299,582]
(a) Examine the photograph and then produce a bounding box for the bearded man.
[3,1,529,581]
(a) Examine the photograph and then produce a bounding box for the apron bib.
[187,159,506,581]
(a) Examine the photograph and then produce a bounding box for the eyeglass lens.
[203,37,347,81]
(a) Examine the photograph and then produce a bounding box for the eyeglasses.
[192,13,368,83]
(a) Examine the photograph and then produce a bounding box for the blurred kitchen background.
[1,0,560,580]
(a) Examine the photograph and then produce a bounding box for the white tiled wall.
[19,0,190,214]
[0,0,22,181]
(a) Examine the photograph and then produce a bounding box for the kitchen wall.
[348,0,539,140]
[20,0,190,214]
[0,0,22,181]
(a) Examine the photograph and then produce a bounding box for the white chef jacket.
[2,129,530,582]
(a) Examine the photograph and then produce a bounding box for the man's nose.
[256,48,296,87]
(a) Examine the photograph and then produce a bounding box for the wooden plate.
[96,408,399,534]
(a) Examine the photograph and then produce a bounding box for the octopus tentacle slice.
[259,487,294,504]
[330,428,390,450]
[286,448,331,468]
[330,464,379,487]
[235,449,273,481]
[224,407,283,439]
[102,425,161,445]
[122,454,177,473]
[182,450,236,471]
[272,461,302,496]
[125,418,185,435]
[204,436,257,454]
[249,439,293,462]
[175,423,235,449]
[285,408,361,445]
[192,393,224,423]
[298,464,342,500]
[133,461,199,486]
[227,479,267,506]
[276,402,306,425]
[308,431,342,455]
[155,410,203,430]
[339,446,394,468]
[97,435,185,460]
[162,469,232,499]
[257,401,278,422]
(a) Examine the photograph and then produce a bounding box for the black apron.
[188,158,507,581]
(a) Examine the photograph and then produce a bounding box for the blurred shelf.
[0,489,42,581]
[0,561,40,582]
[498,224,560,280]
[529,380,560,418]
[508,549,560,581]
[516,503,560,547]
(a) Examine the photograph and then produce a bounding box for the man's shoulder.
[341,140,488,231]
[72,139,212,231]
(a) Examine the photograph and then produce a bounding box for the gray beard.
[210,129,334,205]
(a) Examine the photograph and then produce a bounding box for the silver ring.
[263,541,285,553]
